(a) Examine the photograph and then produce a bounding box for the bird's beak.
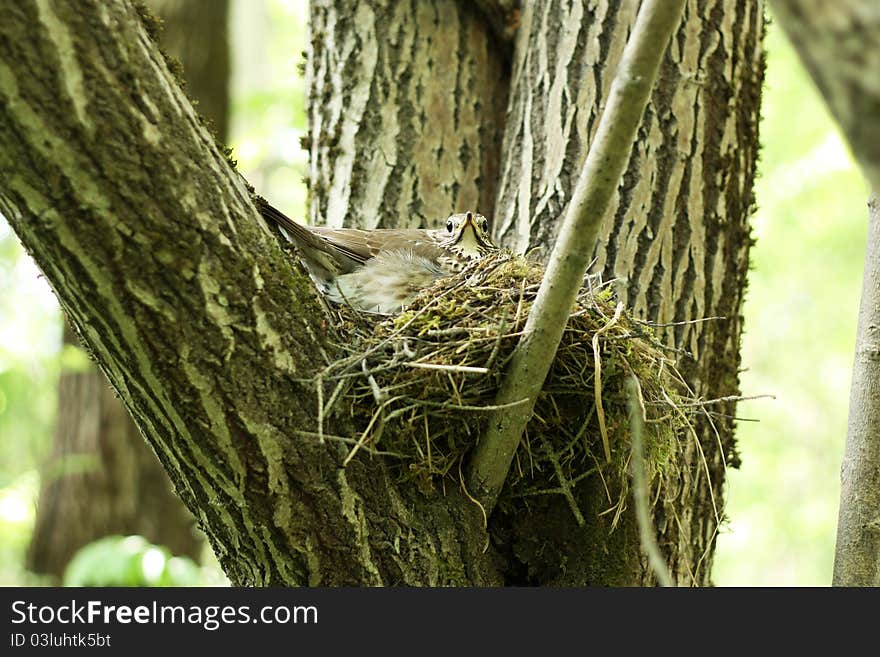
[463,211,475,229]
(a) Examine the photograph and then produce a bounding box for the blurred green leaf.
[63,535,202,587]
[59,344,93,373]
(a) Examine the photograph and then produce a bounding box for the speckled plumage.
[257,199,497,313]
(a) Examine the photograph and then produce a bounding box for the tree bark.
[306,0,509,230]
[307,0,763,585]
[834,195,880,586]
[468,0,688,514]
[488,0,761,584]
[1,0,762,586]
[26,0,231,580]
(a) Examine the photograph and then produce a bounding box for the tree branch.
[466,0,687,511]
[769,0,880,191]
[834,195,880,586]
[0,0,498,585]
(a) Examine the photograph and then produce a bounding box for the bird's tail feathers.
[255,196,347,285]
[254,196,317,246]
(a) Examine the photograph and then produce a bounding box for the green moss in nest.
[317,252,702,522]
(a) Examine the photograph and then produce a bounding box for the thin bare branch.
[627,376,674,587]
[466,0,687,511]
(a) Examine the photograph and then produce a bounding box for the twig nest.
[323,252,698,517]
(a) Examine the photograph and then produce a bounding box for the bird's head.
[439,211,496,258]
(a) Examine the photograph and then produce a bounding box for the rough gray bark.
[26,0,232,580]
[306,0,509,230]
[1,0,761,586]
[0,0,496,586]
[489,0,761,585]
[469,0,688,512]
[769,0,880,192]
[834,195,880,586]
[308,0,762,585]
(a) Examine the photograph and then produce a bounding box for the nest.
[314,252,702,521]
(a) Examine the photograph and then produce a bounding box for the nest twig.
[315,252,712,520]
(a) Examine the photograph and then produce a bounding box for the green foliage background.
[0,2,868,586]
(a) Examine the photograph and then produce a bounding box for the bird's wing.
[256,198,362,276]
[257,198,445,273]
[308,226,445,264]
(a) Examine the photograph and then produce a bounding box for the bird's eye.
[479,217,488,231]
[446,219,454,233]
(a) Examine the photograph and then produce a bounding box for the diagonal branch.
[466,0,687,511]
[770,0,880,192]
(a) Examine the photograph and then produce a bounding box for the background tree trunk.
[27,326,202,577]
[769,0,880,192]
[1,0,761,585]
[26,0,230,579]
[149,0,231,140]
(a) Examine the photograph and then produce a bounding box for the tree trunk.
[0,0,498,586]
[488,0,761,584]
[26,0,230,579]
[0,0,761,586]
[834,195,880,586]
[306,0,509,229]
[306,0,762,585]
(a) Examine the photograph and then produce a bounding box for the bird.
[256,198,498,314]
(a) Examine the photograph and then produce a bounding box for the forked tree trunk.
[0,0,495,586]
[309,0,762,585]
[1,0,761,585]
[26,0,230,579]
